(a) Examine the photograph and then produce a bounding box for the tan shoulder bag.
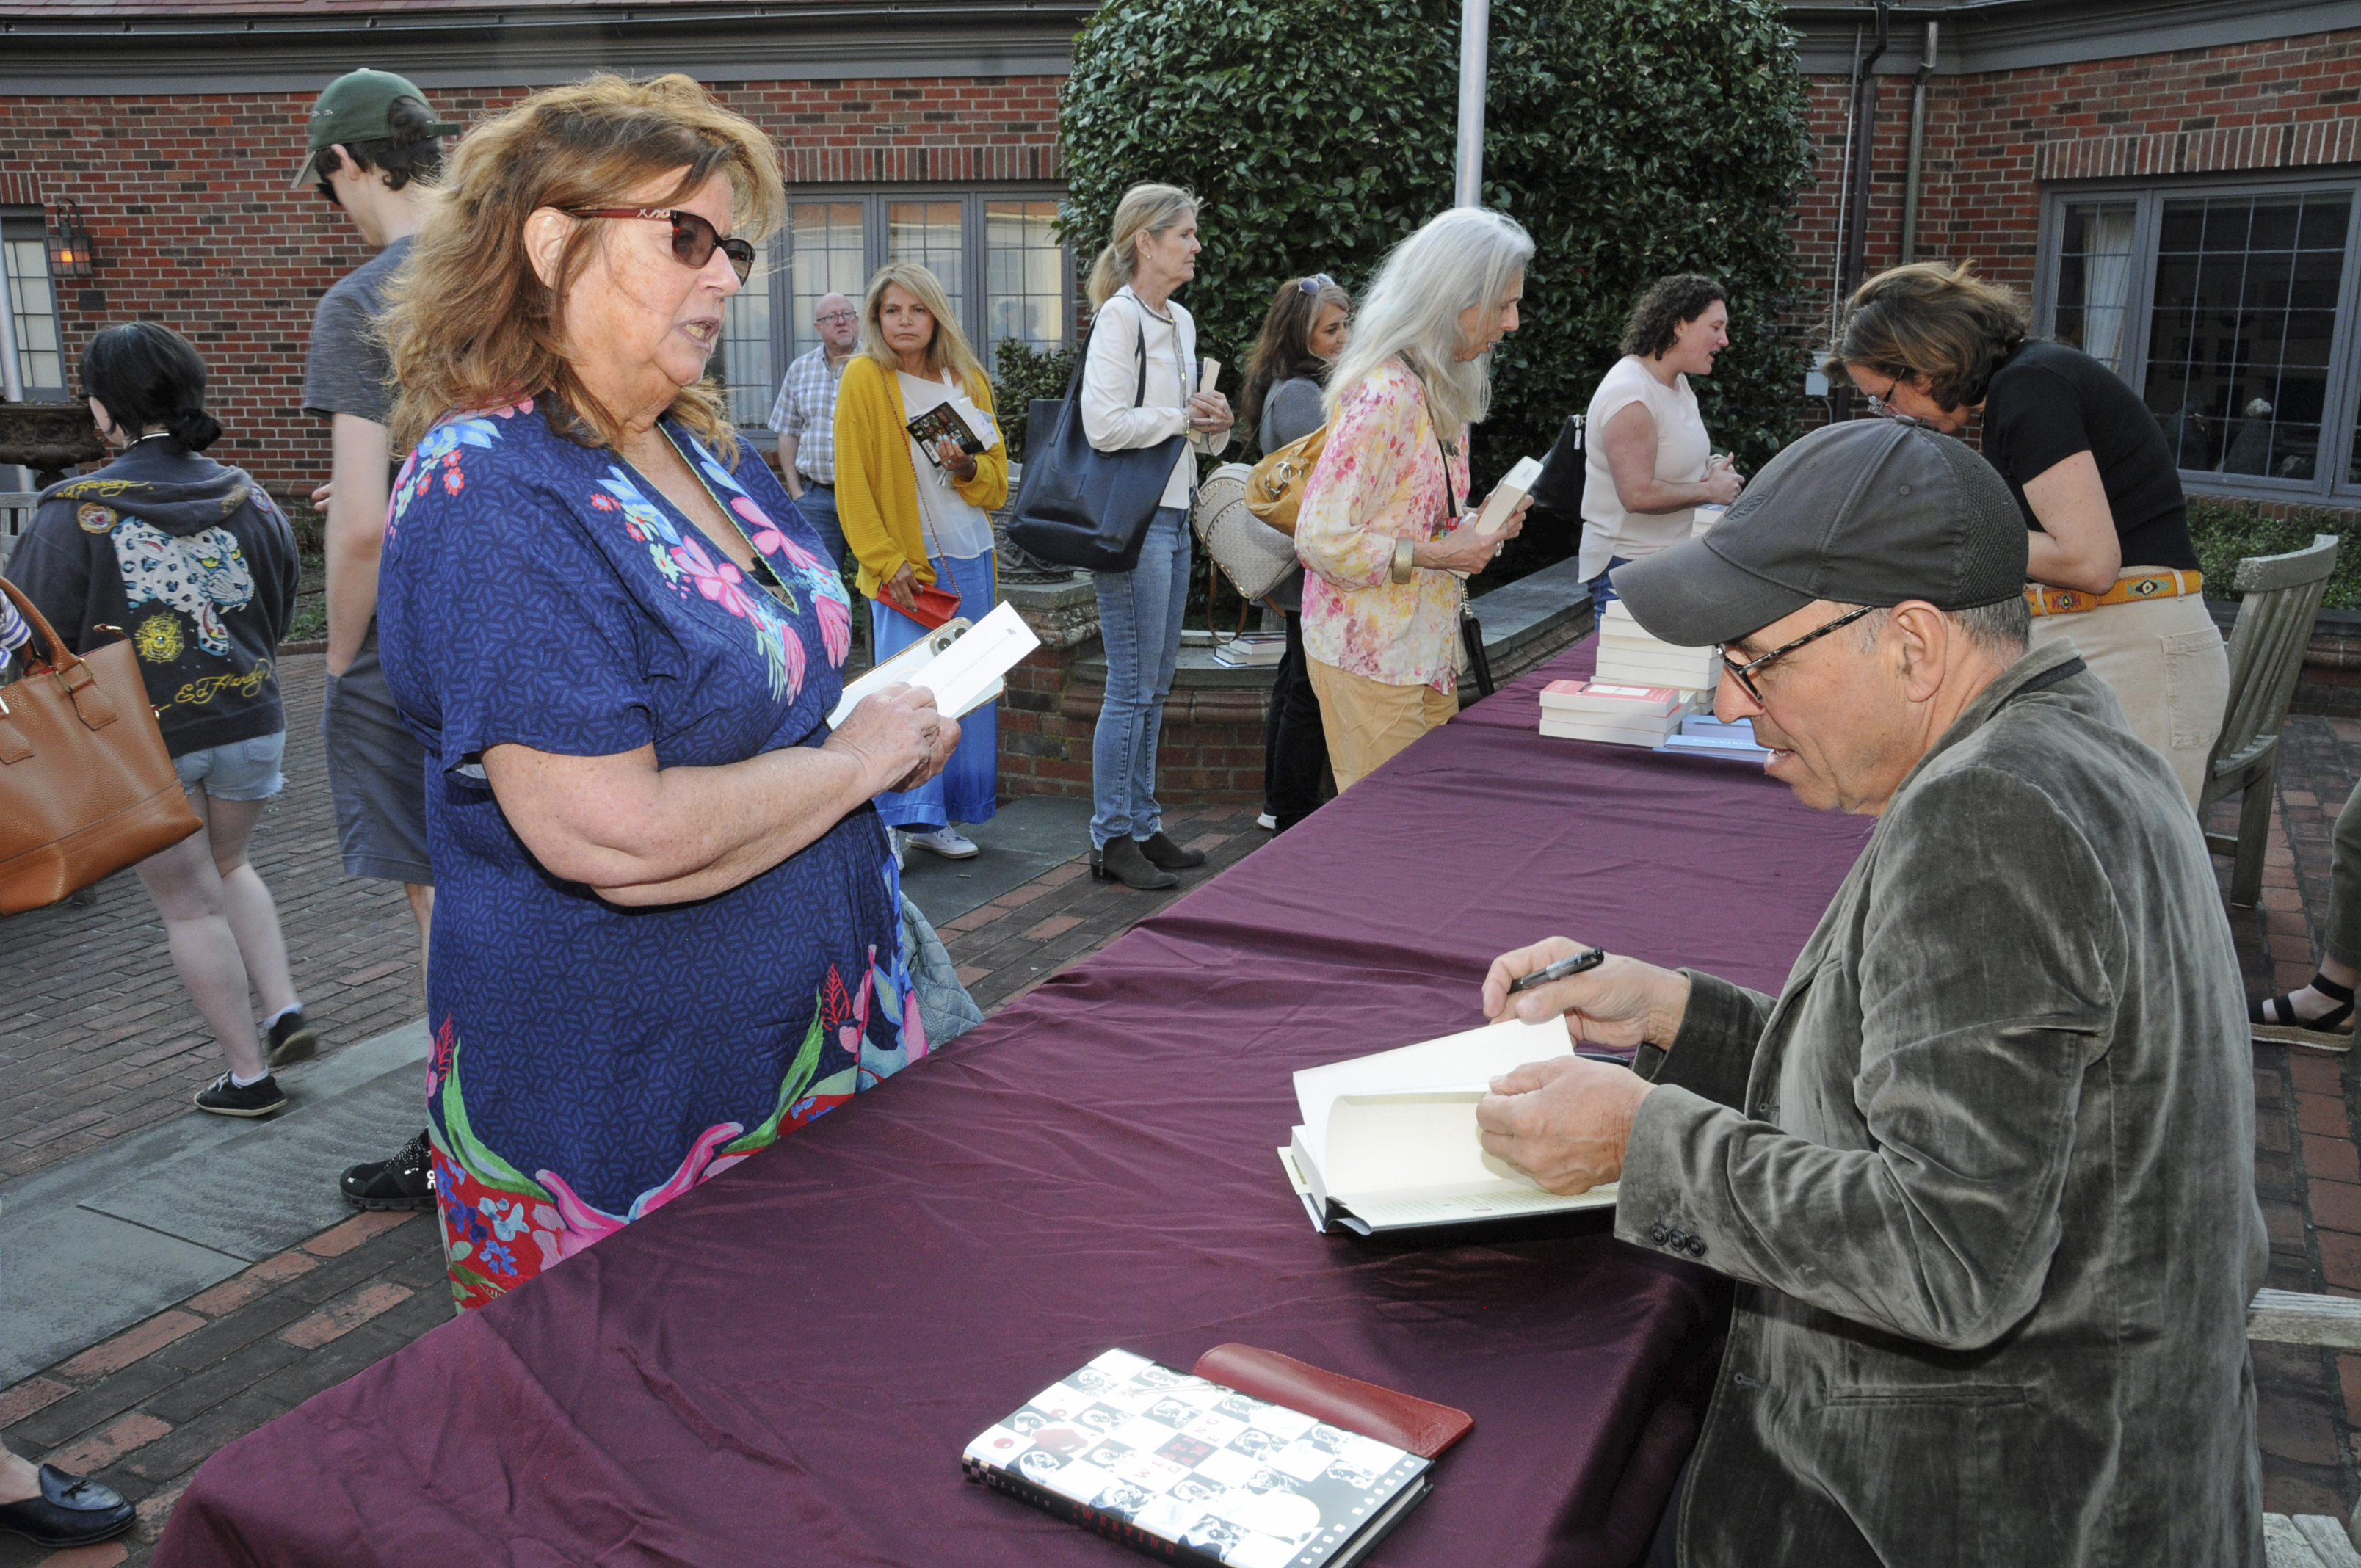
[0,577,200,913]
[1241,423,1330,537]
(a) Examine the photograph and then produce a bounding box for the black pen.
[1506,945,1607,995]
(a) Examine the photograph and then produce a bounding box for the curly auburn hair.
[1825,261,2031,413]
[382,73,784,457]
[1620,274,1727,360]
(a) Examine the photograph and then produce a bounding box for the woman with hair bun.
[12,321,312,1116]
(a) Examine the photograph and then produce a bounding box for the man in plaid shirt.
[768,291,861,576]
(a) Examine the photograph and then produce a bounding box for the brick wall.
[1790,26,2361,348]
[998,647,1271,805]
[0,73,1063,498]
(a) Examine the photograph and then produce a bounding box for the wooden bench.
[2254,1289,2361,1564]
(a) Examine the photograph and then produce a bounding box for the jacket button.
[1650,1222,1668,1244]
[1665,1227,1688,1250]
[1686,1235,1707,1257]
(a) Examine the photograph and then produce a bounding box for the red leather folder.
[1192,1343,1474,1460]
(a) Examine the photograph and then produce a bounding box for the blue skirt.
[869,548,1000,830]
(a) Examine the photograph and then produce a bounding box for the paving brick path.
[7,679,2360,1561]
[0,655,424,1186]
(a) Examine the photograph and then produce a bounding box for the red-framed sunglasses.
[568,208,755,283]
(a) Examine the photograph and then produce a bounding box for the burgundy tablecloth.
[159,639,1873,1568]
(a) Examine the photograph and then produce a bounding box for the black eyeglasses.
[1865,372,1935,429]
[1721,605,1878,703]
[569,208,755,283]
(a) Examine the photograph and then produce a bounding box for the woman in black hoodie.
[14,323,313,1117]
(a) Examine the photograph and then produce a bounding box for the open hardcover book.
[964,1348,1432,1568]
[825,600,1040,728]
[1280,1016,1618,1234]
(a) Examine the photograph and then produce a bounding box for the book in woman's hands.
[964,1349,1432,1568]
[907,395,1001,465]
[825,601,1040,727]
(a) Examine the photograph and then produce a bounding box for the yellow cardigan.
[833,354,1010,600]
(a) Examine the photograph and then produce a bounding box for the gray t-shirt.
[301,234,412,426]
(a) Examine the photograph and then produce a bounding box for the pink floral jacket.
[1295,359,1471,692]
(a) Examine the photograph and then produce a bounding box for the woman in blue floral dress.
[374,76,957,1308]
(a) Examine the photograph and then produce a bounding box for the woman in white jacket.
[1078,183,1234,889]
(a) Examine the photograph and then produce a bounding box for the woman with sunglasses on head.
[372,74,957,1310]
[1238,273,1352,832]
[1830,260,2224,814]
[1294,208,1534,794]
[1078,183,1236,890]
[1579,274,1745,616]
[833,262,1009,865]
[12,322,310,1117]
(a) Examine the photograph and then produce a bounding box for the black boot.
[1091,836,1178,890]
[1138,831,1205,870]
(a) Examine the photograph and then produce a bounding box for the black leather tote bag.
[1007,309,1188,574]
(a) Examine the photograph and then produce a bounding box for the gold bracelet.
[1390,537,1415,584]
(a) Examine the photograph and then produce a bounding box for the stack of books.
[1660,712,1772,763]
[1212,634,1286,669]
[1537,680,1698,747]
[1595,599,1720,693]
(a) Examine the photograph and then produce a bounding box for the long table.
[157,641,1874,1568]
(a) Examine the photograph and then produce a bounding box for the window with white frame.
[718,188,1073,431]
[2036,174,2361,502]
[0,211,65,398]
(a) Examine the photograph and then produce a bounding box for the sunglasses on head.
[570,207,755,283]
[1296,273,1336,296]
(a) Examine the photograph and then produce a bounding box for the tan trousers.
[1307,658,1459,792]
[2027,579,2227,813]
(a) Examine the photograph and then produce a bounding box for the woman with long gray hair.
[1078,182,1235,889]
[1294,207,1533,790]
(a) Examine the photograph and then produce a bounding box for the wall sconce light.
[46,200,95,279]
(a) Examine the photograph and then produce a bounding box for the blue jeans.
[871,549,1000,832]
[1090,507,1191,849]
[791,482,849,570]
[1587,554,1635,617]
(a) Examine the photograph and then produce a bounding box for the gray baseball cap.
[1611,420,2028,649]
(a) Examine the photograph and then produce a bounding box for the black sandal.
[2251,972,2357,1051]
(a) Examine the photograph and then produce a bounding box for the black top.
[15,439,301,757]
[1981,338,2198,572]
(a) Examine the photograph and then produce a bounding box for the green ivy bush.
[1059,0,1814,573]
[990,338,1080,462]
[2189,496,2361,611]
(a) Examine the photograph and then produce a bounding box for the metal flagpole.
[1455,0,1490,208]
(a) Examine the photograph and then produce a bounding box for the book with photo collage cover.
[963,1349,1432,1568]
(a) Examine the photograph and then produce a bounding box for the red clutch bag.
[1192,1343,1474,1459]
[902,583,963,631]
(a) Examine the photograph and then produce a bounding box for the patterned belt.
[2023,568,2203,617]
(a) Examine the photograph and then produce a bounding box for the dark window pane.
[2301,195,2353,250]
[2143,190,2351,483]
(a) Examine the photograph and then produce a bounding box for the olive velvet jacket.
[1619,639,2266,1567]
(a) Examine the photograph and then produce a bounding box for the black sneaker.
[341,1128,436,1211]
[194,1071,286,1118]
[266,1009,320,1070]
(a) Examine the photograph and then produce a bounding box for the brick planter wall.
[1000,644,1272,805]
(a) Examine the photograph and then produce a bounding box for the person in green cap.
[294,68,457,1211]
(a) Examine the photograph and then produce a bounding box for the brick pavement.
[12,709,2361,1558]
[0,654,424,1185]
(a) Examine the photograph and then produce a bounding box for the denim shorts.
[172,730,286,802]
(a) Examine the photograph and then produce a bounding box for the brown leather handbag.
[0,576,200,913]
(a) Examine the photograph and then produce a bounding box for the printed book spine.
[962,1457,1227,1567]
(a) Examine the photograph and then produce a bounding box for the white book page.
[1324,1092,1534,1200]
[826,625,960,728]
[1473,455,1543,537]
[1345,1184,1618,1230]
[1291,1015,1570,1170]
[907,600,1039,717]
[947,393,1001,451]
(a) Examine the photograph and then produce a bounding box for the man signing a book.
[1474,419,2265,1568]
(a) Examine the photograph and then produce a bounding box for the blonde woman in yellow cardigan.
[836,262,1009,860]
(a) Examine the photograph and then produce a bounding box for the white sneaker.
[1255,813,1278,831]
[904,826,981,860]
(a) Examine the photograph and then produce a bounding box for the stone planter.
[0,401,104,487]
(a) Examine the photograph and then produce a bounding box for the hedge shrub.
[2189,496,2361,611]
[1057,0,1815,527]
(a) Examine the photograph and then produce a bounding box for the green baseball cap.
[289,69,462,190]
